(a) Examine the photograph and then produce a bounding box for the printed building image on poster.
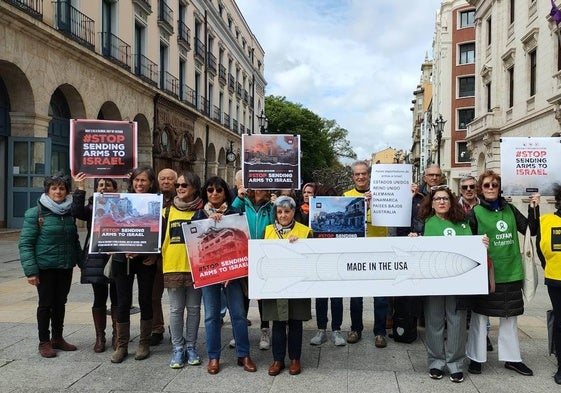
[242,134,300,190]
[370,164,413,227]
[309,196,366,238]
[182,214,250,288]
[70,119,137,178]
[89,193,162,253]
[500,137,561,196]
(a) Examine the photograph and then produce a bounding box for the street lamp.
[433,114,446,166]
[257,109,269,134]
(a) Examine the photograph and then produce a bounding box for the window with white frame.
[459,43,475,64]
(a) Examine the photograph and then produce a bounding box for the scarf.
[203,201,228,216]
[274,219,295,238]
[39,193,72,215]
[300,203,309,214]
[173,195,203,212]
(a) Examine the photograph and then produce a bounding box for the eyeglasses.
[207,187,224,194]
[174,183,190,189]
[461,184,476,190]
[431,185,449,191]
[482,182,499,189]
[432,196,450,202]
[425,173,442,177]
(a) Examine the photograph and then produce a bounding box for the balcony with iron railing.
[198,96,209,116]
[236,82,242,97]
[250,96,254,107]
[207,52,217,75]
[134,54,158,86]
[180,85,196,107]
[223,113,230,128]
[243,90,249,104]
[55,0,95,50]
[5,0,43,20]
[161,71,179,98]
[157,0,173,34]
[100,32,131,71]
[240,124,245,134]
[232,119,238,133]
[228,74,235,92]
[218,65,227,85]
[213,105,221,122]
[194,38,205,63]
[177,20,191,50]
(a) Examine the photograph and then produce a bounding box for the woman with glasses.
[264,195,313,376]
[192,176,256,375]
[19,173,81,357]
[411,185,483,383]
[110,167,160,363]
[466,170,540,377]
[72,173,119,353]
[161,172,203,369]
[233,186,275,350]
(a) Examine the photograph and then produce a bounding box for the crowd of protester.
[18,161,561,384]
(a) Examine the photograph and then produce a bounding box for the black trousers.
[113,260,155,323]
[92,281,117,309]
[272,319,303,361]
[548,285,561,363]
[36,268,73,342]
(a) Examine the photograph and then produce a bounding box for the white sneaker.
[310,329,327,345]
[332,330,346,346]
[259,328,270,350]
[229,338,236,348]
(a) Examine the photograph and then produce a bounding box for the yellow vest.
[161,206,196,274]
[264,221,312,240]
[539,213,561,281]
[343,188,388,237]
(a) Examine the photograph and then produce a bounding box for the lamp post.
[257,109,269,134]
[433,114,446,166]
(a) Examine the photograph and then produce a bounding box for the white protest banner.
[500,137,561,196]
[249,235,487,299]
[370,164,413,226]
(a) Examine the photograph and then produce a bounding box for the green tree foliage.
[264,96,356,183]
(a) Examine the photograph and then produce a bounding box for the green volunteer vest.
[423,215,472,237]
[473,204,523,283]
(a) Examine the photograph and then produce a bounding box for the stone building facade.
[0,0,265,228]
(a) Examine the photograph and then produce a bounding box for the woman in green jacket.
[18,173,81,358]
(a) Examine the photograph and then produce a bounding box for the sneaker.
[185,346,201,365]
[450,372,464,383]
[374,335,387,348]
[170,347,185,369]
[310,330,327,345]
[429,368,443,379]
[504,361,533,376]
[486,336,493,351]
[347,330,362,344]
[229,338,236,348]
[332,330,346,346]
[259,328,270,350]
[468,360,481,374]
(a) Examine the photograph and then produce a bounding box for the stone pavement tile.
[399,372,480,392]
[468,371,556,393]
[347,370,399,393]
[0,301,37,323]
[0,359,102,390]
[347,344,414,372]
[267,369,348,393]
[166,363,273,393]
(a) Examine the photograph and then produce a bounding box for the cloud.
[236,0,441,162]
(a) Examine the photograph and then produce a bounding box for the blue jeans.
[350,297,388,336]
[202,280,249,360]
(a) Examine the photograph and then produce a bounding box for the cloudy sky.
[236,0,442,162]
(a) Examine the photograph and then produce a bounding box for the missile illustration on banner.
[254,242,480,293]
